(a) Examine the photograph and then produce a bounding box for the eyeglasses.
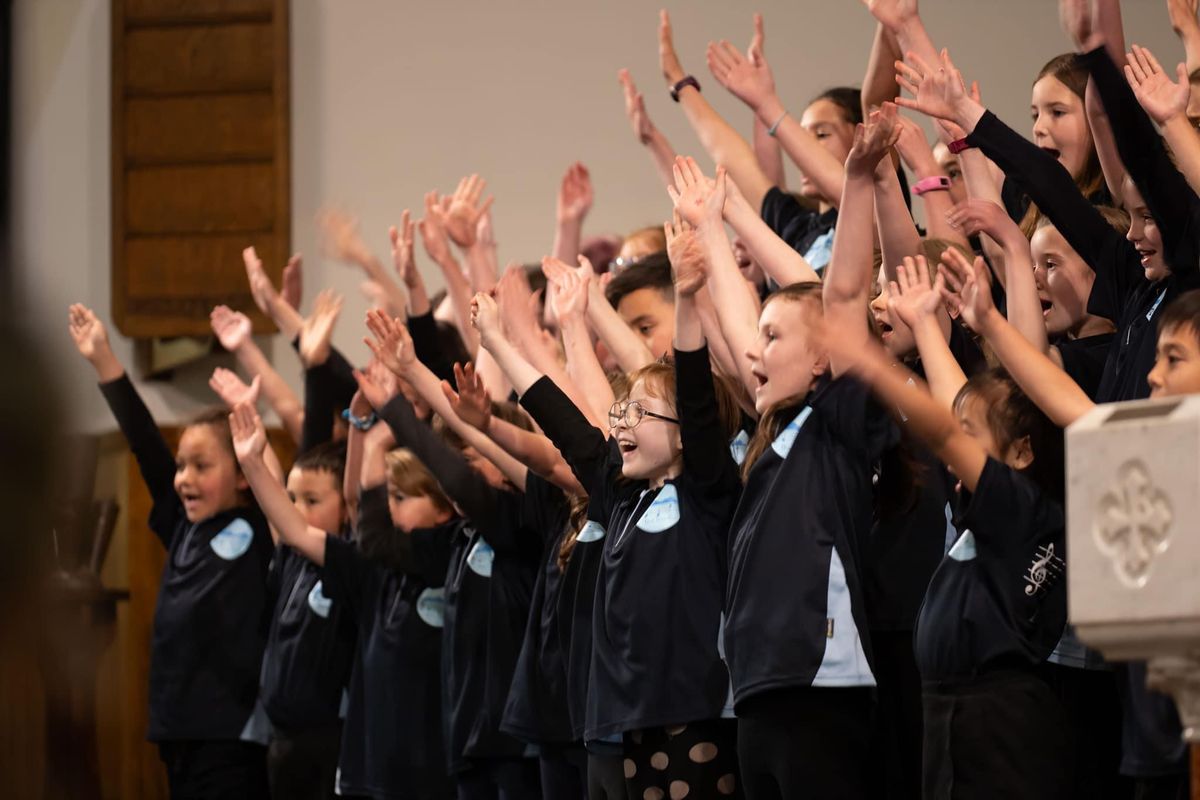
[608,400,679,430]
[607,255,644,273]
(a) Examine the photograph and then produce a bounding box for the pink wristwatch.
[912,176,952,196]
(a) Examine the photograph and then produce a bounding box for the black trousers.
[455,757,541,800]
[158,740,268,800]
[267,722,341,800]
[923,669,1071,800]
[867,630,923,800]
[1038,663,1132,799]
[736,686,873,800]
[537,742,587,800]
[587,751,626,800]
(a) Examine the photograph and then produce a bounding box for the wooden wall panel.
[124,95,275,164]
[112,0,290,339]
[126,164,275,234]
[123,25,273,96]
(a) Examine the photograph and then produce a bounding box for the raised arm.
[658,10,773,210]
[364,311,529,493]
[862,0,939,74]
[886,256,962,407]
[210,304,304,444]
[1125,44,1200,197]
[862,22,903,118]
[551,162,594,265]
[319,209,408,318]
[721,175,819,286]
[947,200,1051,358]
[229,405,316,557]
[442,361,585,496]
[946,253,1095,428]
[1169,0,1200,77]
[747,14,786,188]
[543,256,616,426]
[390,210,431,317]
[474,292,613,493]
[670,158,761,398]
[706,32,845,208]
[824,114,897,376]
[619,68,678,189]
[69,304,179,533]
[418,192,480,355]
[584,278,656,373]
[893,115,970,250]
[244,246,304,339]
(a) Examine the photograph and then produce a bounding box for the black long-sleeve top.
[98,374,273,743]
[298,346,357,455]
[408,310,457,388]
[519,344,740,739]
[375,394,539,769]
[1084,47,1200,404]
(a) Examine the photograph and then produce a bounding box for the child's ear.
[1005,434,1035,472]
[811,351,830,378]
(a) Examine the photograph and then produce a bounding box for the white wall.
[14,0,1181,431]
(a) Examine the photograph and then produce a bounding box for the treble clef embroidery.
[1024,543,1064,597]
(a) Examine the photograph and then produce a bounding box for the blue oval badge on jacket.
[467,539,495,577]
[417,587,445,628]
[307,580,332,618]
[210,518,254,560]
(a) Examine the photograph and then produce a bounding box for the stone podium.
[1067,395,1200,743]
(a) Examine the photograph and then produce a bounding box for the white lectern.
[1068,395,1200,747]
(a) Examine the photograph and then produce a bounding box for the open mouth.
[1040,146,1062,160]
[878,321,894,338]
[1039,297,1053,316]
[617,439,638,456]
[1137,247,1158,267]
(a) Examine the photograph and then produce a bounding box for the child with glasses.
[471,208,746,797]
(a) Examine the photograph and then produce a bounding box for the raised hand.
[281,253,303,310]
[895,49,969,124]
[494,264,540,340]
[846,102,902,176]
[893,115,939,173]
[620,68,658,145]
[470,291,504,347]
[298,288,344,368]
[1169,0,1200,38]
[229,401,268,465]
[418,192,454,265]
[667,156,725,228]
[557,162,594,225]
[1059,0,1103,52]
[243,246,277,315]
[363,309,417,377]
[210,305,253,352]
[706,36,774,112]
[938,247,994,330]
[442,361,493,431]
[947,198,1023,245]
[389,210,419,288]
[209,368,261,409]
[543,256,592,320]
[352,359,399,411]
[318,208,372,265]
[1125,44,1190,125]
[861,0,919,32]
[659,9,686,85]
[68,303,113,363]
[441,174,494,248]
[886,255,945,330]
[665,209,707,297]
